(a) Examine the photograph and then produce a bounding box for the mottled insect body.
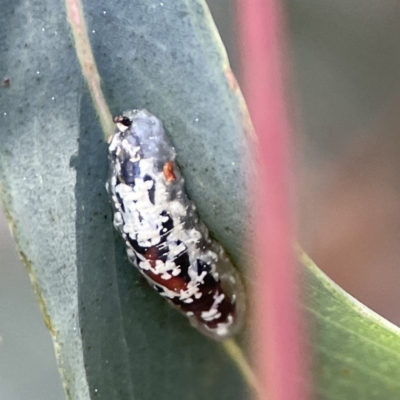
[107,109,244,339]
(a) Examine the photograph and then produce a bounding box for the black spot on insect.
[173,249,191,281]
[197,259,212,274]
[113,115,131,127]
[128,238,148,256]
[115,189,125,212]
[155,243,169,263]
[154,285,164,293]
[159,211,173,239]
[121,159,140,185]
[201,273,218,290]
[143,174,155,204]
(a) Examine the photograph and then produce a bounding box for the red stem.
[237,1,307,400]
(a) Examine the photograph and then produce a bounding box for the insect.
[106,109,245,339]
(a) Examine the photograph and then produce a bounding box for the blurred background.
[3,0,400,398]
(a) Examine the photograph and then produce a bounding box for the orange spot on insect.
[144,247,158,268]
[164,276,187,292]
[144,268,187,292]
[163,161,176,182]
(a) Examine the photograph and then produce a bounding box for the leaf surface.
[1,1,400,400]
[0,1,249,399]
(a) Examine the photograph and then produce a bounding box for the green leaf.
[2,0,400,400]
[301,250,400,399]
[0,1,250,399]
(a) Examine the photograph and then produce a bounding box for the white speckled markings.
[106,109,245,340]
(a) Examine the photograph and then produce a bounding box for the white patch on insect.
[107,109,245,340]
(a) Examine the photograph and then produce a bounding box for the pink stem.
[237,1,307,399]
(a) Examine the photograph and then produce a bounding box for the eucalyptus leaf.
[0,0,249,399]
[2,1,400,400]
[301,251,400,399]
